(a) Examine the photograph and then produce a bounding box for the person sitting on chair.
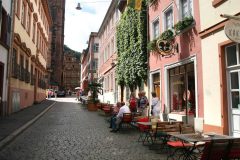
[110,101,131,132]
[109,102,123,128]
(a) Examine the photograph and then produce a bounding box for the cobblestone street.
[0,98,167,160]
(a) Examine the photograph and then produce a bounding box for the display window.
[169,62,195,116]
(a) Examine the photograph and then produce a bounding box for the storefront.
[165,57,197,125]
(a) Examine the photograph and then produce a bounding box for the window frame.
[151,17,160,40]
[163,5,174,31]
[179,0,193,20]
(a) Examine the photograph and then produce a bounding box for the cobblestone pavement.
[0,98,168,160]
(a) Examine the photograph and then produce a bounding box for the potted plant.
[87,82,103,111]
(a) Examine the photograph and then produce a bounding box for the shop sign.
[224,19,240,43]
[156,39,175,56]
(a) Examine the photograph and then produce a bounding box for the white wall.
[199,0,239,30]
[201,31,228,126]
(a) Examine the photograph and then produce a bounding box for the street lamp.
[76,3,82,10]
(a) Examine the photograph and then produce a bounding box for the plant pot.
[87,102,98,111]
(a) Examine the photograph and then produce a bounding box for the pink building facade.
[80,32,99,92]
[98,1,120,104]
[148,0,203,129]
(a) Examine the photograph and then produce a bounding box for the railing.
[25,71,30,83]
[11,63,19,79]
[30,74,35,85]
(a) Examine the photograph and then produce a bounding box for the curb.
[0,101,57,150]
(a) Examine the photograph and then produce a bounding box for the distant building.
[0,0,14,116]
[63,52,80,91]
[80,32,99,93]
[9,0,52,114]
[47,0,65,90]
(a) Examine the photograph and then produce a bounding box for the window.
[93,43,99,53]
[26,10,31,34]
[111,73,113,90]
[20,55,24,81]
[164,7,173,30]
[108,44,110,58]
[12,48,18,78]
[169,63,195,115]
[0,7,7,44]
[92,59,98,70]
[226,44,238,67]
[21,2,26,27]
[32,20,36,42]
[115,8,119,22]
[15,0,21,18]
[180,0,193,19]
[111,38,114,54]
[152,19,159,39]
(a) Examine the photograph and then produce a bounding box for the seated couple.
[109,102,131,133]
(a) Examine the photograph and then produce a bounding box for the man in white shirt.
[110,101,131,132]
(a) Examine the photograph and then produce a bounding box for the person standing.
[151,92,160,118]
[129,93,137,112]
[139,91,148,116]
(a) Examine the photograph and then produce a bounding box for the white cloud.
[64,0,111,52]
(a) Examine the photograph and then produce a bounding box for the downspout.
[7,0,15,115]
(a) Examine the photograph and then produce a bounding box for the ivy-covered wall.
[116,0,148,91]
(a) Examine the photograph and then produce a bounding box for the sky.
[64,0,111,53]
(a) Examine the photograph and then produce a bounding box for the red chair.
[200,139,231,160]
[228,138,240,159]
[137,117,151,143]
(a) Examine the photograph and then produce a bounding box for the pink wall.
[148,0,204,117]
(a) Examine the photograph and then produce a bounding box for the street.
[0,97,166,160]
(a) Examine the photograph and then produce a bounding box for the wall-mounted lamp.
[76,3,82,10]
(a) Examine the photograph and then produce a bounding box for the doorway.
[226,44,240,137]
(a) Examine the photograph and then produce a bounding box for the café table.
[167,133,234,160]
[136,122,155,145]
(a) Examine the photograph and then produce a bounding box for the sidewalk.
[0,99,56,149]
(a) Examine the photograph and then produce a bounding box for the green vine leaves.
[116,1,148,89]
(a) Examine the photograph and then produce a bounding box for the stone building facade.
[80,32,99,93]
[63,52,80,92]
[47,0,65,90]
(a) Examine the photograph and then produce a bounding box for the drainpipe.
[7,0,15,115]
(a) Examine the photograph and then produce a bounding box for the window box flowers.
[174,16,195,34]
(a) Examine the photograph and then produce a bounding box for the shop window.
[169,62,195,115]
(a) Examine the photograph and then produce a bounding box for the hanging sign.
[156,39,175,56]
[224,19,240,43]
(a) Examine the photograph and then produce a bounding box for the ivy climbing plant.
[116,0,148,91]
